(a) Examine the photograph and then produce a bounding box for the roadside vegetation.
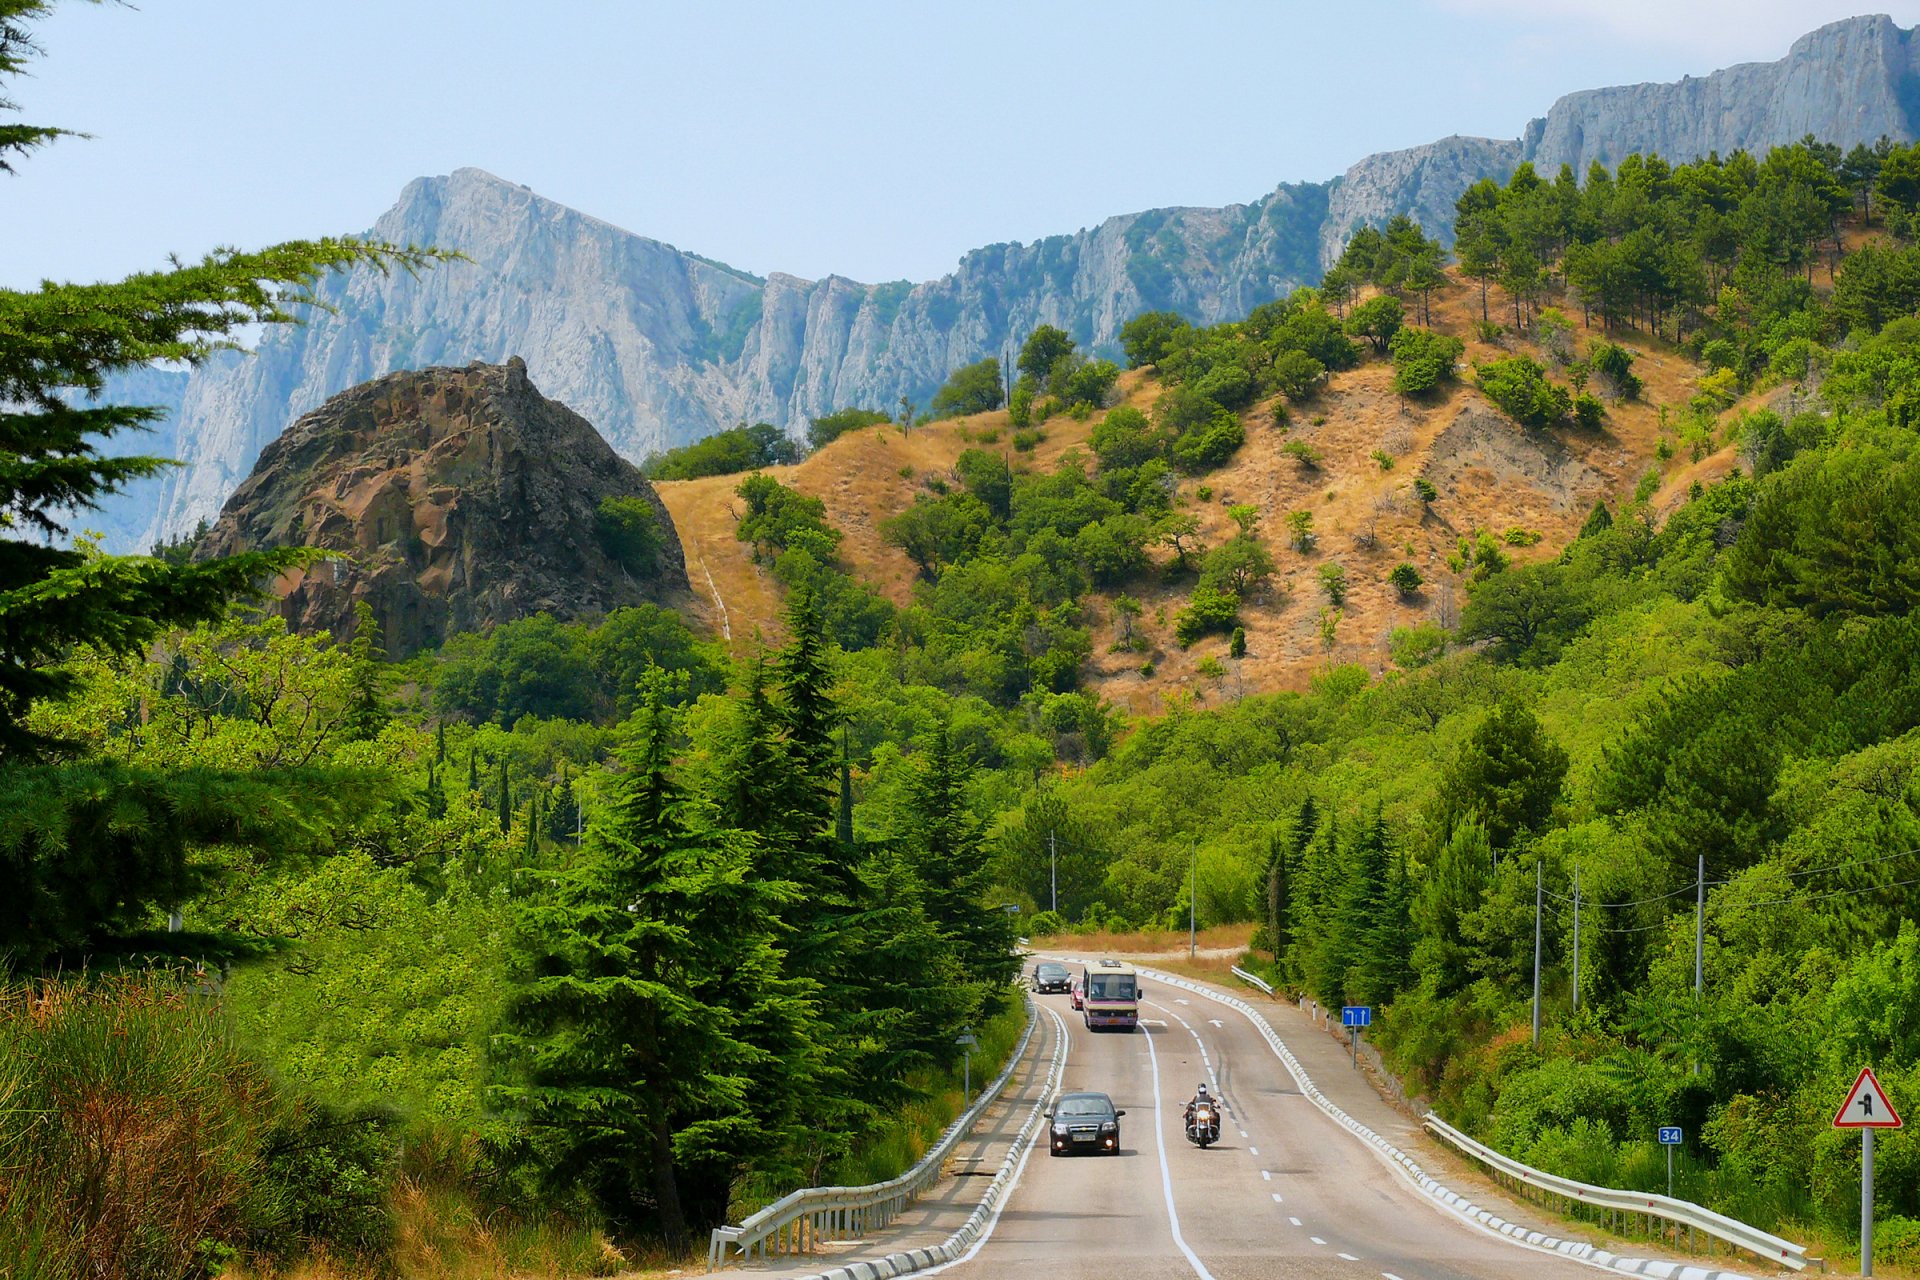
[14,0,1920,1268]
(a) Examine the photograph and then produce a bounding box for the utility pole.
[1694,853,1706,1075]
[1050,830,1058,915]
[1189,842,1198,959]
[1532,861,1543,1048]
[1571,865,1582,1013]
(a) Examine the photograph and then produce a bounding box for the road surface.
[927,971,1601,1280]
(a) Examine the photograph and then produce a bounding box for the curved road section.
[928,962,1622,1280]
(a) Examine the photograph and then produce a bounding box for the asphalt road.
[930,972,1602,1280]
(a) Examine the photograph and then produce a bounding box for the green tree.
[493,676,817,1244]
[1317,562,1347,606]
[1344,294,1405,354]
[1119,310,1190,368]
[931,357,1005,418]
[1200,536,1275,597]
[1271,349,1327,401]
[343,601,391,742]
[901,717,1015,1008]
[1017,325,1076,383]
[1434,699,1568,855]
[808,407,890,451]
[1388,562,1424,598]
[596,496,667,575]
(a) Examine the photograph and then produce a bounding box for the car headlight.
[1100,1121,1116,1131]
[1052,1122,1068,1135]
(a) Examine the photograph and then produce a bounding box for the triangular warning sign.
[1834,1066,1903,1129]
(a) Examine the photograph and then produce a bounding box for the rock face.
[1323,14,1920,255]
[106,15,1920,550]
[198,359,687,655]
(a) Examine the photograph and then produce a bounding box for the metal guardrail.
[1423,1113,1811,1272]
[706,996,1041,1271]
[1229,965,1274,994]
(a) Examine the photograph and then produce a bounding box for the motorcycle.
[1185,1101,1220,1149]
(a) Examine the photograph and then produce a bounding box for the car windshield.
[1087,974,1135,1000]
[1037,965,1067,978]
[1057,1096,1112,1117]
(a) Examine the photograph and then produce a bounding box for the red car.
[1069,976,1085,1010]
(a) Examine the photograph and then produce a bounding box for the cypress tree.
[342,600,391,742]
[435,719,447,765]
[467,749,479,794]
[424,764,447,821]
[497,757,511,834]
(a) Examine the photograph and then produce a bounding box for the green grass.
[831,996,1030,1187]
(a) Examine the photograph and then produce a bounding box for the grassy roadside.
[827,994,1032,1188]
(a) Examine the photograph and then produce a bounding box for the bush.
[1281,440,1324,470]
[1589,341,1642,400]
[1012,428,1044,452]
[1388,562,1424,598]
[1572,392,1606,430]
[1027,909,1067,937]
[1475,356,1571,428]
[1008,383,1034,429]
[1389,623,1448,668]
[1413,477,1437,503]
[1228,627,1246,658]
[1317,562,1347,605]
[595,496,665,575]
[1272,349,1326,401]
[1170,415,1244,474]
[1174,585,1240,646]
[1389,326,1465,397]
[644,421,798,480]
[931,357,1005,418]
[808,406,891,450]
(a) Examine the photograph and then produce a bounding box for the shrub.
[1195,484,1213,502]
[808,406,891,450]
[643,421,798,480]
[1389,623,1448,668]
[595,496,665,575]
[930,357,1006,418]
[1589,340,1642,400]
[1228,627,1247,658]
[1196,655,1227,678]
[1027,909,1067,936]
[1388,562,1424,598]
[1572,392,1606,430]
[1174,585,1240,646]
[1413,477,1437,503]
[1272,349,1327,401]
[1371,449,1395,471]
[1388,326,1465,397]
[1317,562,1348,605]
[1012,428,1043,452]
[1281,440,1324,470]
[1139,661,1156,677]
[1475,355,1571,428]
[1170,414,1245,474]
[1008,383,1034,428]
[1502,527,1542,546]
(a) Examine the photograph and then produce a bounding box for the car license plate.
[1072,1131,1096,1143]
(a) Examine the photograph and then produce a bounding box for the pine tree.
[492,675,822,1242]
[0,11,441,762]
[1412,818,1492,997]
[1338,808,1394,1004]
[343,600,391,742]
[901,716,1015,1011]
[435,719,447,765]
[424,764,447,821]
[1266,797,1316,978]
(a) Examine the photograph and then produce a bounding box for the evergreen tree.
[1411,819,1492,997]
[836,729,855,848]
[342,600,391,742]
[497,757,511,834]
[467,748,479,794]
[435,719,447,765]
[493,675,820,1243]
[1336,808,1392,1004]
[424,765,447,821]
[901,716,1016,1010]
[1266,797,1316,980]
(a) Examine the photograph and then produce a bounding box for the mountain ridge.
[109,13,1920,552]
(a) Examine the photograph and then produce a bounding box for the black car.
[1047,1091,1125,1156]
[1032,962,1072,994]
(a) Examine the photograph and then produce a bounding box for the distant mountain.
[100,13,1920,552]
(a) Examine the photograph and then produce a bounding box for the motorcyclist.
[1184,1083,1221,1136]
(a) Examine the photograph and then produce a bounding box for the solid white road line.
[916,1004,1070,1278]
[1142,1018,1219,1280]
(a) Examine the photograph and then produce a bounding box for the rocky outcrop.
[197,359,687,655]
[1323,14,1920,258]
[101,14,1920,550]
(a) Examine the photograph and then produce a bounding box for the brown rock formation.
[199,357,689,654]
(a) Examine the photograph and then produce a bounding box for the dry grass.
[656,267,1725,706]
[1029,923,1256,959]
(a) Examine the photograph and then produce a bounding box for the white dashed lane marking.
[1338,1253,1359,1262]
[1310,1236,1327,1246]
[1249,1146,1259,1155]
[1289,1217,1302,1226]
[1270,1192,1283,1203]
[1260,1170,1271,1181]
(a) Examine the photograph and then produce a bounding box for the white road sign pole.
[1863,1126,1875,1278]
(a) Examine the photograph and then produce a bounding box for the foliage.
[596,495,666,575]
[1475,356,1572,428]
[931,357,1005,418]
[644,422,798,480]
[1174,585,1240,647]
[809,406,891,451]
[1389,326,1465,397]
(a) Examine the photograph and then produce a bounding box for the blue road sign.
[1658,1126,1683,1145]
[1341,1006,1372,1028]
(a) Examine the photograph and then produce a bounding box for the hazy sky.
[5,2,1917,290]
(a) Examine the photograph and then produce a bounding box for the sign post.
[1341,1006,1372,1070]
[955,1028,978,1105]
[1658,1126,1683,1199]
[1834,1066,1903,1277]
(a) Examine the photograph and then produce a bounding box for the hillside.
[658,268,1714,710]
[94,14,1919,553]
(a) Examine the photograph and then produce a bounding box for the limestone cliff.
[107,14,1920,550]
[197,359,687,655]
